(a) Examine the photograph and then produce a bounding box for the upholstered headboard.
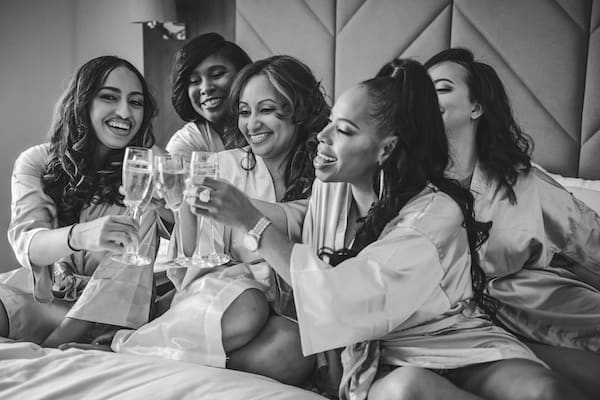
[235,0,599,179]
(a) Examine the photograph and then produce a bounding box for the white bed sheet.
[0,340,326,400]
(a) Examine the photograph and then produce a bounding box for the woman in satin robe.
[425,47,600,398]
[191,59,585,399]
[0,56,161,347]
[166,32,252,160]
[91,55,329,387]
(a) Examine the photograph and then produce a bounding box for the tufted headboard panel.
[236,0,599,178]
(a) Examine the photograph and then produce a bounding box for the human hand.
[69,215,140,254]
[184,177,262,231]
[91,329,119,345]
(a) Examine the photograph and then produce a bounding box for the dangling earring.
[378,167,385,200]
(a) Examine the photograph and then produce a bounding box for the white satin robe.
[1,144,160,342]
[165,121,225,162]
[111,148,306,367]
[289,180,543,399]
[471,163,600,350]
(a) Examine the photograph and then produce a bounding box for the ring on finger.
[199,188,211,202]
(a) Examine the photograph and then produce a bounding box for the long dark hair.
[41,56,157,227]
[424,48,532,203]
[228,55,330,201]
[171,32,251,149]
[323,59,496,318]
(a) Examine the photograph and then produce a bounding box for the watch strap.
[249,217,272,243]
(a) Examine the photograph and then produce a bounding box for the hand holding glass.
[112,146,153,266]
[188,151,230,267]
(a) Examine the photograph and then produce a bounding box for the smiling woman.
[166,33,252,161]
[91,67,145,158]
[0,56,161,348]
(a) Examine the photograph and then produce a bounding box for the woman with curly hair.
[181,58,585,399]
[166,32,252,160]
[0,56,161,347]
[426,47,600,398]
[104,55,330,386]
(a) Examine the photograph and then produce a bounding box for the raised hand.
[69,215,139,254]
[185,176,262,231]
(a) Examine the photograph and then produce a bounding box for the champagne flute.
[155,153,189,267]
[186,151,216,267]
[112,146,153,266]
[205,155,230,267]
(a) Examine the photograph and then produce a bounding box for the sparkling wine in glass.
[187,151,230,267]
[156,153,189,267]
[113,146,153,266]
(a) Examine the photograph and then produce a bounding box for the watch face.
[244,234,259,251]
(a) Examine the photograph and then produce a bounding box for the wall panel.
[236,0,335,98]
[580,0,600,178]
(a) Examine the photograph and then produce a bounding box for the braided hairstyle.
[424,48,532,203]
[228,55,330,201]
[171,32,251,149]
[323,59,497,318]
[41,56,157,227]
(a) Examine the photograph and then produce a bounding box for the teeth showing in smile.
[203,98,222,109]
[314,151,337,167]
[107,120,130,130]
[249,133,269,144]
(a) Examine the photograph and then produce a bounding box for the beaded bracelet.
[67,223,81,252]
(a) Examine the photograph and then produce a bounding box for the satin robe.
[1,144,160,342]
[111,148,306,367]
[165,121,225,162]
[471,163,600,350]
[289,180,542,400]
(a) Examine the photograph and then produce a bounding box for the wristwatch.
[243,217,272,252]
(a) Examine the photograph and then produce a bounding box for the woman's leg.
[221,288,270,353]
[451,358,588,400]
[368,366,483,400]
[525,341,600,400]
[0,285,71,343]
[227,315,316,386]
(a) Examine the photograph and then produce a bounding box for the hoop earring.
[378,168,385,200]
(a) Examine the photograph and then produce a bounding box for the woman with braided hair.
[191,59,585,399]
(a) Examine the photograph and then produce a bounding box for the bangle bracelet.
[67,223,81,252]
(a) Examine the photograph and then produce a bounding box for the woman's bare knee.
[369,366,484,400]
[228,316,315,386]
[369,367,430,400]
[516,371,587,400]
[221,288,269,352]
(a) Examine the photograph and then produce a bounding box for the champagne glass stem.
[209,219,217,254]
[172,208,186,259]
[192,215,204,261]
[126,205,141,256]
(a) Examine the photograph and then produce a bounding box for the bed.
[0,340,325,400]
[1,0,598,399]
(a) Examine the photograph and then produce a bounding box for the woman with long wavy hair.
[182,59,585,399]
[0,56,161,348]
[102,55,330,386]
[426,47,600,399]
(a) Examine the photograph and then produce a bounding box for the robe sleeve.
[290,225,445,355]
[278,199,309,243]
[7,145,55,302]
[534,170,600,285]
